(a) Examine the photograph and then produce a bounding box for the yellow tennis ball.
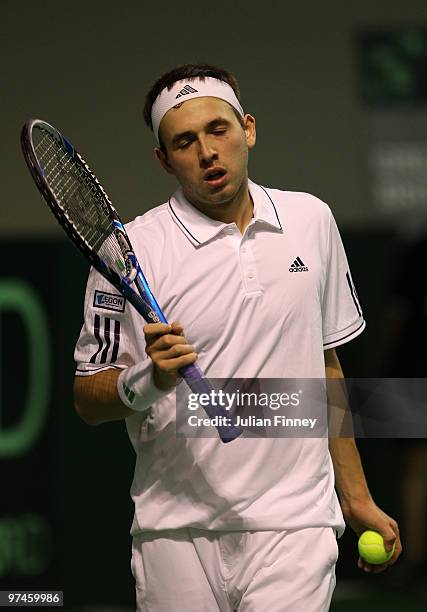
[358,530,395,564]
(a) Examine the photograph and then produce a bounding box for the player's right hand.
[144,321,198,391]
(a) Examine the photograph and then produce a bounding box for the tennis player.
[74,64,402,611]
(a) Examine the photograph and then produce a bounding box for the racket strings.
[33,128,126,272]
[35,130,109,243]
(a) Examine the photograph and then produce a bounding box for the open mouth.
[204,169,227,187]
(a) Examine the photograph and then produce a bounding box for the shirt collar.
[168,179,283,246]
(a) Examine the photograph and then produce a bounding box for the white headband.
[151,77,244,143]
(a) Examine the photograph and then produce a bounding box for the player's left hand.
[341,497,402,573]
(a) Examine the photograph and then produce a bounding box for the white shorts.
[131,527,338,611]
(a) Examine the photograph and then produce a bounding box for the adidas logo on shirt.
[289,257,309,272]
[176,84,198,98]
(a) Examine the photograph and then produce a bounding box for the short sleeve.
[322,212,366,349]
[74,266,140,376]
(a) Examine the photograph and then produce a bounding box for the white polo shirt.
[74,180,365,536]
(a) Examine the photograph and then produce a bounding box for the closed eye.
[177,139,193,149]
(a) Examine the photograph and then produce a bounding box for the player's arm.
[74,368,134,425]
[325,348,402,572]
[74,322,197,426]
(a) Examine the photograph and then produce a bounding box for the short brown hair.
[143,64,244,151]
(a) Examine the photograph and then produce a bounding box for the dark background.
[2,2,427,610]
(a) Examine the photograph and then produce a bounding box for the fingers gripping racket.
[21,119,241,443]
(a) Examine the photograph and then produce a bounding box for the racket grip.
[179,363,242,443]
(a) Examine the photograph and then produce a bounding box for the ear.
[244,114,256,149]
[154,147,175,175]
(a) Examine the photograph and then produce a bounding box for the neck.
[186,176,253,234]
[231,181,254,233]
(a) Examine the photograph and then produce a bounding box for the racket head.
[21,119,136,287]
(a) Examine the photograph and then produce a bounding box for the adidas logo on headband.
[176,84,198,99]
[151,77,244,142]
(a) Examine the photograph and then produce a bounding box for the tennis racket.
[21,119,242,443]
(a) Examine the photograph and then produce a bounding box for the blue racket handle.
[179,363,242,442]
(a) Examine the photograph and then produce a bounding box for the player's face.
[155,97,256,216]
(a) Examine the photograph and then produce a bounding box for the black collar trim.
[168,198,201,245]
[258,184,283,230]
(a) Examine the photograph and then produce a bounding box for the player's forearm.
[329,437,373,509]
[74,369,135,426]
[325,348,372,507]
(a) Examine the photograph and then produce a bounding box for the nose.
[197,136,217,166]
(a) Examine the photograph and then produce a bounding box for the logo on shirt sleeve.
[93,290,126,312]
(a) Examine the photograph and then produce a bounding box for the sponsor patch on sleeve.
[93,290,126,313]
